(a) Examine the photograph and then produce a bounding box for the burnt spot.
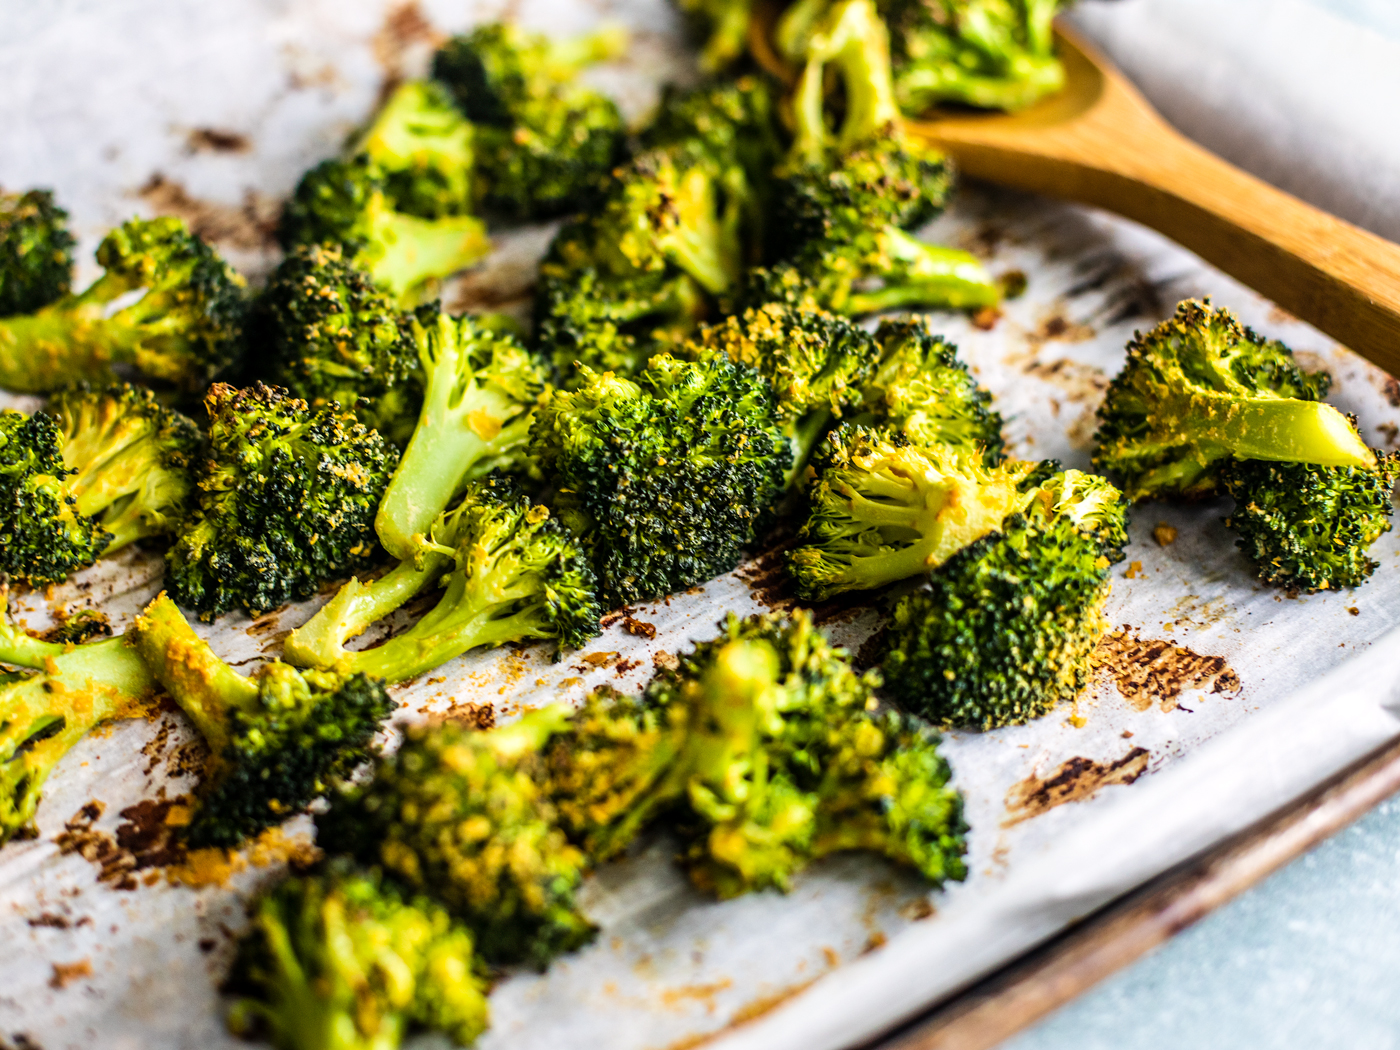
[1003,747,1150,825]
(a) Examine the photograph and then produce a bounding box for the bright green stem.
[549,24,630,69]
[283,553,451,670]
[132,593,258,758]
[1180,396,1372,471]
[774,0,829,60]
[364,199,491,303]
[844,229,1002,314]
[660,168,739,296]
[697,0,751,72]
[896,56,1065,114]
[0,303,129,392]
[784,410,833,490]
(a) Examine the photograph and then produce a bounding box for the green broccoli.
[0,188,75,317]
[878,0,1067,114]
[316,708,596,968]
[226,860,489,1050]
[165,382,398,620]
[0,216,247,393]
[433,23,628,221]
[374,309,548,561]
[0,384,200,585]
[675,0,754,71]
[249,243,424,447]
[285,478,600,683]
[531,349,791,606]
[1221,453,1399,593]
[767,0,999,316]
[787,426,1045,600]
[352,80,477,220]
[882,468,1128,729]
[131,593,393,848]
[1093,300,1372,501]
[0,597,156,843]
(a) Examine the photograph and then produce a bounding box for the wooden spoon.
[748,10,1400,376]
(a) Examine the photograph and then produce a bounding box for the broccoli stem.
[363,198,490,302]
[548,24,630,69]
[843,229,1001,314]
[0,307,122,392]
[897,57,1065,113]
[784,409,833,489]
[658,167,740,296]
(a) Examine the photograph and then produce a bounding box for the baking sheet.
[4,3,1400,1050]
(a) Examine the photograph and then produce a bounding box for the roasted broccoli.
[787,426,1045,600]
[226,860,489,1050]
[1221,453,1399,593]
[165,383,397,620]
[0,216,246,393]
[374,309,548,561]
[0,188,75,317]
[353,80,477,220]
[531,350,791,606]
[767,0,999,316]
[675,0,754,71]
[0,598,156,843]
[285,478,600,683]
[0,385,200,585]
[1093,300,1373,502]
[131,593,393,848]
[433,23,628,221]
[882,468,1128,729]
[879,0,1067,114]
[317,709,596,967]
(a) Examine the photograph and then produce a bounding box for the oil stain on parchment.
[137,174,281,252]
[1095,628,1241,712]
[1002,747,1150,826]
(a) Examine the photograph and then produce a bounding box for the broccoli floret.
[0,216,247,393]
[787,426,1044,600]
[165,383,398,620]
[768,0,999,316]
[531,350,791,606]
[286,478,600,683]
[882,468,1128,729]
[226,860,489,1050]
[433,23,628,221]
[249,243,424,447]
[1093,300,1371,502]
[375,309,548,561]
[280,156,490,303]
[1221,453,1399,593]
[0,385,200,585]
[0,188,75,317]
[317,709,596,967]
[675,0,754,70]
[880,0,1066,114]
[0,598,156,843]
[131,593,393,848]
[353,80,477,220]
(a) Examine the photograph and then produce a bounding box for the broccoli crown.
[336,479,601,683]
[48,383,202,553]
[880,0,1067,114]
[251,243,424,446]
[865,317,1004,459]
[279,156,490,302]
[432,23,627,221]
[531,349,792,606]
[882,468,1128,729]
[0,409,109,584]
[375,310,549,561]
[317,710,596,968]
[0,216,247,393]
[226,860,489,1050]
[1221,452,1399,593]
[0,188,74,316]
[166,382,398,620]
[353,79,476,219]
[1093,299,1371,501]
[787,425,1043,600]
[132,593,393,848]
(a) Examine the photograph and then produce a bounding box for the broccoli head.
[1093,299,1372,501]
[531,349,791,606]
[132,593,393,848]
[317,709,596,968]
[288,478,600,683]
[433,23,628,221]
[882,468,1128,729]
[226,860,489,1050]
[1221,452,1399,593]
[0,216,247,392]
[165,382,398,620]
[280,156,490,303]
[788,426,1046,600]
[353,80,476,220]
[0,188,75,317]
[375,309,548,560]
[880,0,1067,114]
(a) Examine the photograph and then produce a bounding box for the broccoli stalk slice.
[842,228,1000,314]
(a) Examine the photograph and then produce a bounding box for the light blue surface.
[1297,0,1400,39]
